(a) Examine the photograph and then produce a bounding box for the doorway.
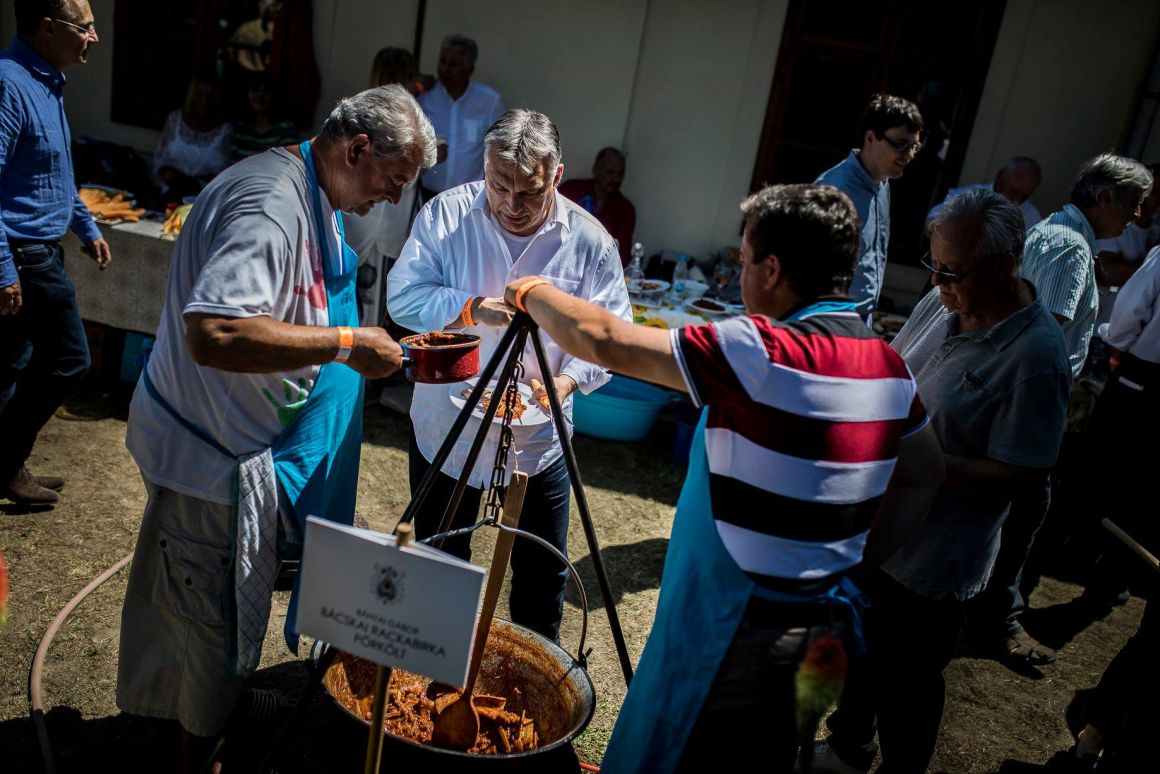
[750,0,1007,266]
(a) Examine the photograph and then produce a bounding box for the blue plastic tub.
[573,375,679,441]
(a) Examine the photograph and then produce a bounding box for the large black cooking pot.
[322,618,595,772]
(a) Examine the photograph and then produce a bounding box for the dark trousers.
[676,598,852,773]
[407,430,571,642]
[968,473,1052,637]
[1082,355,1159,596]
[0,241,90,483]
[826,570,963,774]
[1087,597,1158,741]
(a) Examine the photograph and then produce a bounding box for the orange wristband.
[462,297,476,327]
[334,326,354,363]
[514,278,549,313]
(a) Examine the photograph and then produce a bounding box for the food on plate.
[79,187,146,223]
[460,385,528,420]
[690,298,725,312]
[641,317,668,329]
[529,378,552,415]
[331,652,540,754]
[161,203,193,238]
[639,281,665,291]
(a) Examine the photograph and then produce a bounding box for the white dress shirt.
[418,81,505,193]
[1099,246,1160,364]
[387,181,632,487]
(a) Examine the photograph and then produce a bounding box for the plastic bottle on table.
[625,242,645,285]
[671,253,689,305]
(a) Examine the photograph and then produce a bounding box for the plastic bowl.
[573,375,679,441]
[681,280,710,299]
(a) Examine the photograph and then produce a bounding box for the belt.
[9,238,59,249]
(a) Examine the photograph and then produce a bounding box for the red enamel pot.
[399,332,482,384]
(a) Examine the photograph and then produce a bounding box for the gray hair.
[932,188,1026,266]
[484,109,562,176]
[320,85,437,169]
[441,33,479,65]
[1003,155,1041,178]
[1070,153,1153,208]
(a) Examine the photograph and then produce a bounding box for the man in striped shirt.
[817,189,1071,774]
[504,183,944,771]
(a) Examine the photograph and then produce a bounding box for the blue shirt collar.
[1061,203,1099,254]
[845,149,883,193]
[8,36,66,90]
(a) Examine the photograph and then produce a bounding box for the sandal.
[1001,630,1056,665]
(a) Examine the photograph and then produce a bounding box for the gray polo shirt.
[881,284,1071,600]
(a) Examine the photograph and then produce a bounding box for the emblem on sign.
[373,563,404,604]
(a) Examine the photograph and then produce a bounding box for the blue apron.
[601,300,864,773]
[142,140,364,666]
[278,139,365,652]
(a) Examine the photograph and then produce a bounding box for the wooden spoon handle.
[463,472,527,693]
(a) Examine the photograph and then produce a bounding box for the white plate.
[448,378,550,426]
[685,298,732,317]
[627,278,671,294]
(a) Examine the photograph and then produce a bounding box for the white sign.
[297,516,485,687]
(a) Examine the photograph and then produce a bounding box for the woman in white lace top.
[152,76,232,200]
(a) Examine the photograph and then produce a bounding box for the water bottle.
[625,242,645,285]
[671,254,689,304]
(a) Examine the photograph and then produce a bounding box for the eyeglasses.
[920,254,984,284]
[879,134,923,154]
[52,17,97,37]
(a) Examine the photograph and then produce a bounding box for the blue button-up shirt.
[1021,203,1100,377]
[816,150,890,317]
[0,37,100,287]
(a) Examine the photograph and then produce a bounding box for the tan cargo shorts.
[116,477,243,737]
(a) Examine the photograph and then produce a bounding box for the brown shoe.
[2,466,60,505]
[1000,629,1056,665]
[24,466,65,492]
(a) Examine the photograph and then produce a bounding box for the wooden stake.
[1102,518,1160,573]
[364,523,414,774]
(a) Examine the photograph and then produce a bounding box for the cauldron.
[323,618,595,770]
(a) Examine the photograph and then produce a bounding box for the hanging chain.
[482,357,525,525]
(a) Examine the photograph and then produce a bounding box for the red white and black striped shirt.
[670,308,927,592]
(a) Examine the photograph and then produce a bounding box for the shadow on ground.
[565,537,668,612]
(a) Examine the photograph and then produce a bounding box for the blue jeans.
[407,430,572,642]
[0,241,90,483]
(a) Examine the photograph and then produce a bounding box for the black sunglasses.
[920,254,985,284]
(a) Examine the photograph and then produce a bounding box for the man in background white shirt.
[387,109,631,642]
[927,156,1043,231]
[418,34,505,199]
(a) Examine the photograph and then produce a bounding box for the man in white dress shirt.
[418,34,505,200]
[387,109,631,641]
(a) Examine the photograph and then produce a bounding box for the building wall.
[960,0,1160,214]
[8,0,1160,259]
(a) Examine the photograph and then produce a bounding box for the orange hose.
[579,763,600,772]
[29,552,133,774]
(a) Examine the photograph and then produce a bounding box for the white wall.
[623,0,787,255]
[960,0,1160,213]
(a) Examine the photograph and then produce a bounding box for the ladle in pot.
[431,471,528,750]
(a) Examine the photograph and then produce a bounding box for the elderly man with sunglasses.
[814,189,1070,774]
[816,94,923,320]
[0,0,110,507]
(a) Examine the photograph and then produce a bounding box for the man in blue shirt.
[816,94,923,319]
[0,0,111,507]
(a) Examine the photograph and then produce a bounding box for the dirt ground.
[0,386,1149,773]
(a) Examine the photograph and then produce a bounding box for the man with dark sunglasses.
[0,0,110,507]
[816,94,923,320]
